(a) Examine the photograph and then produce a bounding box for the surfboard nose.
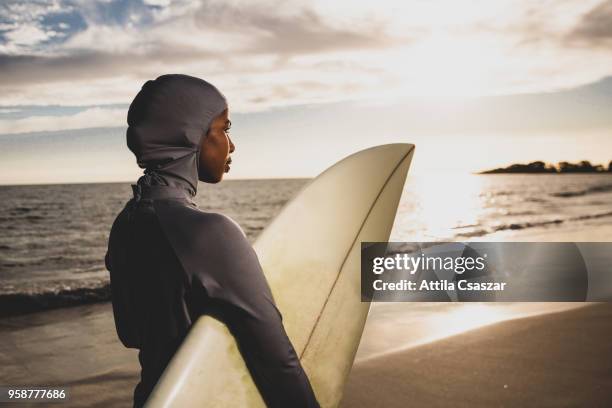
[352,143,414,156]
[375,142,415,154]
[340,143,415,171]
[364,142,415,155]
[328,143,415,185]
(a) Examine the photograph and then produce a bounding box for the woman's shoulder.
[192,210,246,238]
[151,200,257,282]
[152,199,247,239]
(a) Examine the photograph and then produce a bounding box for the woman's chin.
[198,172,224,184]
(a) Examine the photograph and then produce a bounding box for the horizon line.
[0,176,314,188]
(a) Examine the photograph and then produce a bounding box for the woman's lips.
[225,157,232,172]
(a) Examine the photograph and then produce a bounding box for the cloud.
[0,0,396,78]
[0,0,400,110]
[3,74,611,137]
[566,0,612,46]
[0,107,22,114]
[192,2,395,56]
[0,0,78,53]
[0,106,125,134]
[2,0,612,113]
[4,24,52,46]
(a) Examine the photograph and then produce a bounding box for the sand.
[0,303,139,407]
[1,303,611,407]
[341,303,612,407]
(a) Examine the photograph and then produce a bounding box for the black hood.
[127,74,228,196]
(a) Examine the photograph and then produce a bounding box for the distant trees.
[481,160,612,174]
[557,160,605,173]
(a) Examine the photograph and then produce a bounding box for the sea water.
[1,174,611,314]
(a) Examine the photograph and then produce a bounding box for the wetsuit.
[104,74,319,408]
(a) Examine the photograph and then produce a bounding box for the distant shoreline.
[480,160,612,174]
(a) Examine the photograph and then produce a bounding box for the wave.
[572,211,612,221]
[453,229,490,238]
[0,283,111,318]
[502,210,537,216]
[524,197,548,203]
[551,183,612,198]
[492,219,564,232]
[451,223,480,230]
[11,206,33,213]
[454,210,612,239]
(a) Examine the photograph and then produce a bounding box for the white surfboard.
[145,143,415,407]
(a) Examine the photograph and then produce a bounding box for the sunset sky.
[1,0,612,184]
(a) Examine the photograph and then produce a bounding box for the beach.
[342,303,612,408]
[1,176,612,406]
[0,302,137,407]
[1,299,611,407]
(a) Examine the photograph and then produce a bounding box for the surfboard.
[145,143,415,407]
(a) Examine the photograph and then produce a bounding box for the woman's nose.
[229,136,235,153]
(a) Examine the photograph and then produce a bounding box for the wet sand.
[0,303,138,407]
[341,303,612,407]
[1,302,610,407]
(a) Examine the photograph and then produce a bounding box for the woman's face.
[198,108,234,183]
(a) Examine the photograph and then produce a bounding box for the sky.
[1,0,612,184]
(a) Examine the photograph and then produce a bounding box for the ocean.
[1,173,612,315]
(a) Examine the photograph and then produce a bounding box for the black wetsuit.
[104,74,319,407]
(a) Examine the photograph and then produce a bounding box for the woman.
[105,74,320,408]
